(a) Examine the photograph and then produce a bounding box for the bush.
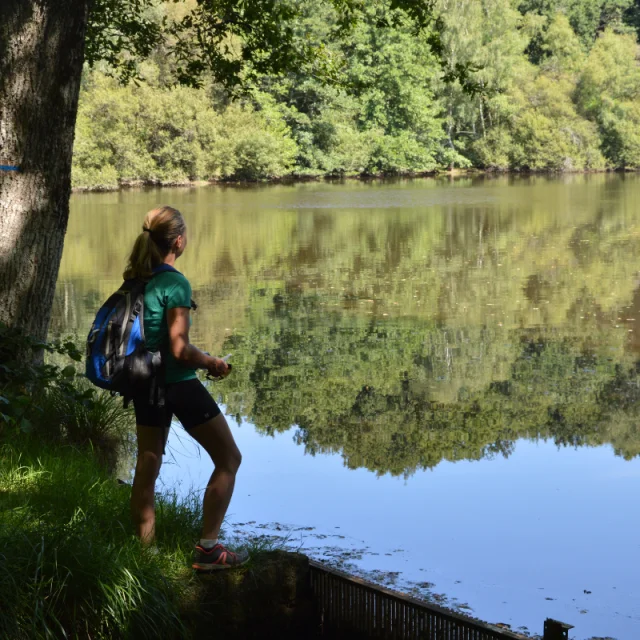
[221,98,299,180]
[0,326,198,638]
[71,164,119,191]
[471,69,606,171]
[73,74,298,187]
[576,30,640,169]
[367,130,439,174]
[0,323,133,469]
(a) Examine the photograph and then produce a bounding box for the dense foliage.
[73,0,640,188]
[0,439,198,639]
[0,323,134,470]
[0,325,188,638]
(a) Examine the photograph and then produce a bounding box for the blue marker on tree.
[0,165,20,171]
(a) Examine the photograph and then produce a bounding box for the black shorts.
[133,378,221,430]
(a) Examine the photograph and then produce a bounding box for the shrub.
[73,74,299,187]
[0,323,133,470]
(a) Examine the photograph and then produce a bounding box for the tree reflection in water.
[217,287,640,477]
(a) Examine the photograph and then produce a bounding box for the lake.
[53,175,640,639]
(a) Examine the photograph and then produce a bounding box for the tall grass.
[0,325,197,638]
[0,328,279,639]
[38,379,136,473]
[0,436,203,639]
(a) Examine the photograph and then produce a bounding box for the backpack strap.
[123,278,146,345]
[146,265,177,408]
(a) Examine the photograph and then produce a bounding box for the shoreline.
[71,167,638,194]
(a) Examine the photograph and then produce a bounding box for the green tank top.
[144,270,197,385]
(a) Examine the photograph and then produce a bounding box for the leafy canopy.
[85,0,440,87]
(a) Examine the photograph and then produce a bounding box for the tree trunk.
[0,0,89,343]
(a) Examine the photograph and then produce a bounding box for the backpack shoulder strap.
[125,278,147,343]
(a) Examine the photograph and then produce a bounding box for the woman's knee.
[135,451,162,480]
[220,446,242,474]
[217,445,242,474]
[134,425,167,482]
[189,414,242,474]
[232,448,242,472]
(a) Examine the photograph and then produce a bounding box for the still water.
[54,175,640,639]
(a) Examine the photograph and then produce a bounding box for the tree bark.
[0,0,89,342]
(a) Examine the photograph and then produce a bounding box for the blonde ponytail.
[123,206,186,280]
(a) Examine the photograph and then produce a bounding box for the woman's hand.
[206,356,230,378]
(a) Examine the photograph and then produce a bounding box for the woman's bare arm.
[167,307,229,377]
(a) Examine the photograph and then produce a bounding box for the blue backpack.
[85,265,176,397]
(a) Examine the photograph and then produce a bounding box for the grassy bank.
[0,431,293,640]
[0,433,202,639]
[0,325,264,639]
[0,323,196,638]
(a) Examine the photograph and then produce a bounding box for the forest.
[73,0,640,189]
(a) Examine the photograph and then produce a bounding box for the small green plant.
[0,323,134,468]
[0,322,85,435]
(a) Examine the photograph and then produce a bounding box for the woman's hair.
[123,206,186,280]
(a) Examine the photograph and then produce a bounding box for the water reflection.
[50,176,640,639]
[216,292,640,475]
[52,175,640,477]
[622,282,640,357]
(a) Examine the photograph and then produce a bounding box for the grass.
[0,433,206,639]
[38,380,137,472]
[0,398,287,640]
[0,327,289,639]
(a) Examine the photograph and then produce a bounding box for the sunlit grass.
[0,416,291,640]
[0,434,202,639]
[0,324,289,639]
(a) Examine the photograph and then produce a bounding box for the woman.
[124,205,247,570]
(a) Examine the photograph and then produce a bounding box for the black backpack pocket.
[123,347,162,393]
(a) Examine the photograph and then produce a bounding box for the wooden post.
[543,618,574,640]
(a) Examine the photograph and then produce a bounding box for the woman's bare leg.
[188,413,242,541]
[131,424,169,545]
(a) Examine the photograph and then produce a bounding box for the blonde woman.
[124,205,247,570]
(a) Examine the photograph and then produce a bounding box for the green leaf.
[64,341,83,361]
[61,365,77,378]
[20,417,33,433]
